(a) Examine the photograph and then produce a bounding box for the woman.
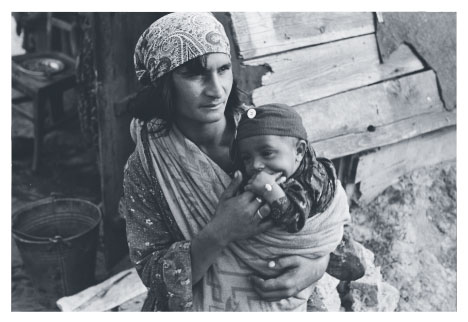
[122,12,331,311]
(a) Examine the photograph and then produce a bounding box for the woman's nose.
[205,74,223,98]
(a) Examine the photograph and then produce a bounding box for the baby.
[223,103,350,311]
[235,103,337,233]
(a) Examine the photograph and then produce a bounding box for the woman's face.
[171,53,233,125]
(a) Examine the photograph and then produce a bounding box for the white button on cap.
[247,108,256,119]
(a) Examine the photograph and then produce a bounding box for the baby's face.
[238,135,301,178]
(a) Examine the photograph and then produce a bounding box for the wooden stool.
[12,52,76,171]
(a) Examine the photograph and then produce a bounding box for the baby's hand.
[245,171,287,203]
[245,171,278,196]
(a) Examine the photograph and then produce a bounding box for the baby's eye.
[261,150,275,158]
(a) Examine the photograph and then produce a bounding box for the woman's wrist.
[191,222,229,285]
[199,220,230,248]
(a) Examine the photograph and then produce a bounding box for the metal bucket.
[12,197,102,309]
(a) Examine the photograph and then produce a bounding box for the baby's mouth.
[249,168,284,177]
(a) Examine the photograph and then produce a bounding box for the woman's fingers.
[251,258,299,291]
[251,255,330,301]
[257,219,274,231]
[250,275,297,301]
[256,255,301,280]
[272,255,300,270]
[221,171,243,199]
[239,189,257,203]
[256,203,271,219]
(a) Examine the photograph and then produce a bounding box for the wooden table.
[12,52,76,171]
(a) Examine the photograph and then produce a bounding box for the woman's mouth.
[202,102,223,108]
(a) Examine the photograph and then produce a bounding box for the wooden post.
[91,13,164,269]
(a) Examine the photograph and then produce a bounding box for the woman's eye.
[179,71,202,79]
[219,65,231,73]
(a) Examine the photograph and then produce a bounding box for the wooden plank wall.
[228,12,456,203]
[246,38,424,107]
[231,12,375,60]
[355,126,456,202]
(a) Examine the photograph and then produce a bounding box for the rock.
[349,280,379,311]
[347,244,400,312]
[326,227,366,281]
[379,282,400,312]
[357,242,376,271]
[348,280,398,312]
[307,290,327,312]
[308,273,341,312]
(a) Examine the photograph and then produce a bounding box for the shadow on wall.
[376,12,456,110]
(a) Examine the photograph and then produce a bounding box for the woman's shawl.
[132,118,350,311]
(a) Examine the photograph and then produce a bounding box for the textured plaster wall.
[376,12,456,110]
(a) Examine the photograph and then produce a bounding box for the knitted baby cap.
[236,103,308,141]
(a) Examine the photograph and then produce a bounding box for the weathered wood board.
[249,41,424,107]
[296,70,443,142]
[356,126,456,203]
[230,12,375,60]
[117,293,146,311]
[56,268,147,312]
[246,34,379,86]
[312,110,456,160]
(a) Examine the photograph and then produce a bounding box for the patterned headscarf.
[134,12,231,85]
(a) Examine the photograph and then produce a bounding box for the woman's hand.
[208,171,274,246]
[191,171,274,285]
[250,254,330,301]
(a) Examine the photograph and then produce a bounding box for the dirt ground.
[11,101,456,311]
[350,160,457,311]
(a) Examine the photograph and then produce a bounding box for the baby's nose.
[253,159,265,172]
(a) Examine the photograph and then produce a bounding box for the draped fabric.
[131,118,350,311]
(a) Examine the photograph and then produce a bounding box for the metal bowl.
[18,57,65,78]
